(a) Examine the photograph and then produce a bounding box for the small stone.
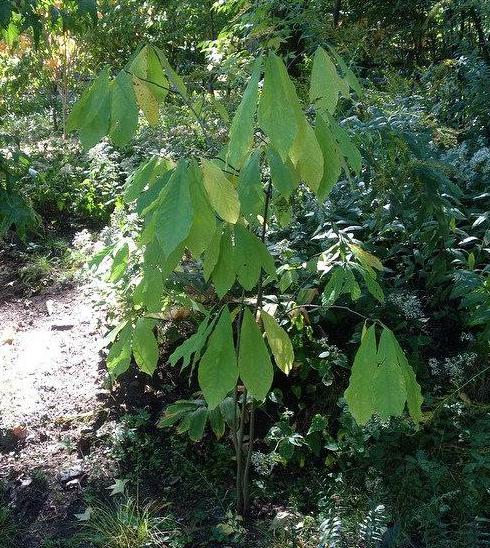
[59,465,83,483]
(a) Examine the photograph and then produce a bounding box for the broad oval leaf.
[261,310,294,374]
[154,160,193,257]
[227,57,262,169]
[106,323,133,378]
[201,160,240,223]
[132,318,159,375]
[238,307,273,401]
[258,53,301,159]
[198,308,238,409]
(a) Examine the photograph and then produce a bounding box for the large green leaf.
[186,162,216,257]
[106,323,133,378]
[227,57,262,169]
[375,328,407,419]
[238,307,273,401]
[203,226,223,281]
[261,310,294,374]
[233,224,276,290]
[309,47,348,114]
[198,308,238,409]
[109,242,129,283]
[133,265,163,312]
[132,318,159,375]
[109,70,139,147]
[327,46,362,96]
[344,325,378,424]
[344,325,423,425]
[289,117,324,193]
[154,160,193,257]
[258,53,301,159]
[169,314,217,370]
[315,115,342,200]
[329,117,362,175]
[266,147,297,199]
[188,407,208,441]
[67,66,111,149]
[154,46,188,99]
[384,328,423,423]
[128,45,168,125]
[201,160,240,223]
[238,150,264,219]
[124,157,158,203]
[211,225,236,297]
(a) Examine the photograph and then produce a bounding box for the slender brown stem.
[233,292,246,513]
[242,400,255,511]
[239,179,273,516]
[236,387,248,514]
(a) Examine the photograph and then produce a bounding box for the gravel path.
[0,282,112,545]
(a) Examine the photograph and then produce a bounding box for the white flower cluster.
[429,352,478,385]
[387,290,424,320]
[71,229,96,254]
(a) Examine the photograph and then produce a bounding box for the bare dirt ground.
[0,280,114,546]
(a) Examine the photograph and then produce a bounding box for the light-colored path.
[0,284,104,431]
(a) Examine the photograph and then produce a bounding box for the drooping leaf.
[309,47,348,114]
[203,226,223,281]
[238,150,264,219]
[344,324,378,424]
[266,147,297,199]
[238,307,273,401]
[344,325,423,425]
[154,160,193,257]
[154,46,188,99]
[128,45,168,125]
[327,46,362,96]
[106,323,133,378]
[227,57,262,169]
[136,168,173,217]
[109,70,139,146]
[208,406,225,439]
[124,157,158,203]
[329,117,362,175]
[360,267,385,303]
[67,67,111,149]
[289,117,324,193]
[169,314,217,369]
[375,328,407,420]
[186,162,216,257]
[201,160,240,223]
[261,310,294,374]
[158,400,199,428]
[109,242,129,282]
[315,115,342,200]
[384,328,423,423]
[233,224,276,290]
[198,308,238,409]
[132,318,159,375]
[211,225,236,297]
[133,265,163,312]
[349,243,383,271]
[188,407,208,441]
[258,53,301,159]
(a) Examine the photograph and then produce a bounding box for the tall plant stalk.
[235,179,273,516]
